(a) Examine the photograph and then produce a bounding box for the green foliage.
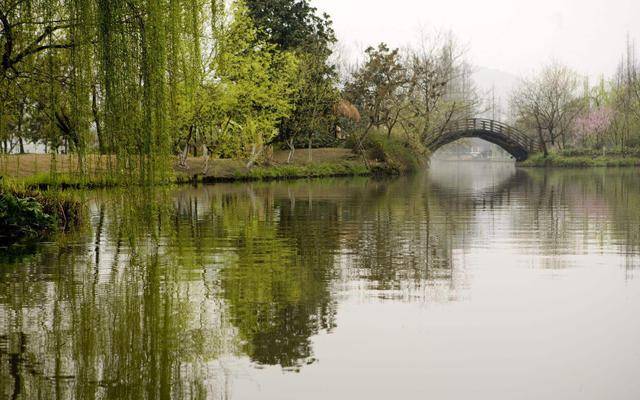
[520,152,640,168]
[277,51,340,151]
[359,133,426,173]
[170,1,301,163]
[10,172,123,190]
[0,190,56,243]
[1,0,304,184]
[344,44,407,137]
[557,147,640,158]
[244,0,335,52]
[245,0,339,151]
[0,183,82,245]
[237,162,369,180]
[213,2,298,158]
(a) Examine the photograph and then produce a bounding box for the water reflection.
[1,164,640,399]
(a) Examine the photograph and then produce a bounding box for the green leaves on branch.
[214,2,298,158]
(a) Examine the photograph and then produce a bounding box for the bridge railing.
[426,118,538,152]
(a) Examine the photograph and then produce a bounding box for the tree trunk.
[202,144,210,175]
[179,126,193,168]
[16,100,25,154]
[92,84,104,153]
[356,123,374,169]
[286,139,295,164]
[386,112,399,138]
[246,143,264,168]
[192,127,198,157]
[537,127,548,157]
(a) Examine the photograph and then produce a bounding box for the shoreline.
[4,152,640,191]
[0,148,418,190]
[517,153,640,168]
[0,150,398,246]
[0,186,82,246]
[178,161,377,185]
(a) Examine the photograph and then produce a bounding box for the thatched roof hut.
[333,99,361,123]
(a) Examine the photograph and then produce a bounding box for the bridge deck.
[425,118,538,161]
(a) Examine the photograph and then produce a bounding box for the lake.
[1,162,640,399]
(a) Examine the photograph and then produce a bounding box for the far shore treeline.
[2,0,640,184]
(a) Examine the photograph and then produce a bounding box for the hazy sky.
[313,0,640,79]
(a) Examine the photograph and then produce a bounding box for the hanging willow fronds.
[1,0,310,183]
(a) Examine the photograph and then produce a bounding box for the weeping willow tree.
[0,0,101,175]
[68,0,95,174]
[0,0,208,181]
[1,0,301,183]
[91,0,293,180]
[95,0,172,182]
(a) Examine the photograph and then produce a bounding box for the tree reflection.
[0,191,236,400]
[1,168,640,398]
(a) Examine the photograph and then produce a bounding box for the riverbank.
[0,146,423,245]
[519,152,640,168]
[0,183,83,245]
[175,148,374,184]
[0,148,411,189]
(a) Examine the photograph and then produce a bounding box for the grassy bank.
[519,152,640,168]
[209,162,370,182]
[174,148,375,184]
[0,182,83,245]
[1,147,421,189]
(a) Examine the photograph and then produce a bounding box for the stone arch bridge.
[425,118,538,161]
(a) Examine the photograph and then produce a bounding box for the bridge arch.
[426,119,536,161]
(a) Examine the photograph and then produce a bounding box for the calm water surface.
[1,162,640,399]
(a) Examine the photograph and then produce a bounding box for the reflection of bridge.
[428,165,532,205]
[425,118,539,161]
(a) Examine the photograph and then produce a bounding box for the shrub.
[520,152,640,168]
[362,133,426,173]
[558,147,640,158]
[0,184,83,245]
[0,190,55,244]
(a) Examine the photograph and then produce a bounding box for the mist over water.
[1,163,640,399]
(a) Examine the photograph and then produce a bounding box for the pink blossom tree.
[573,106,614,147]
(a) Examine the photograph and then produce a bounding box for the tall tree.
[403,37,476,143]
[212,1,298,167]
[344,43,407,152]
[244,0,335,51]
[511,64,584,156]
[245,0,339,158]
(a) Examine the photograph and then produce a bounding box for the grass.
[0,180,84,245]
[557,147,640,158]
[0,153,171,189]
[0,146,412,246]
[232,162,370,181]
[346,132,427,175]
[1,148,385,188]
[11,172,122,189]
[520,152,640,168]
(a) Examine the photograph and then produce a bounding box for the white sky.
[313,0,640,79]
